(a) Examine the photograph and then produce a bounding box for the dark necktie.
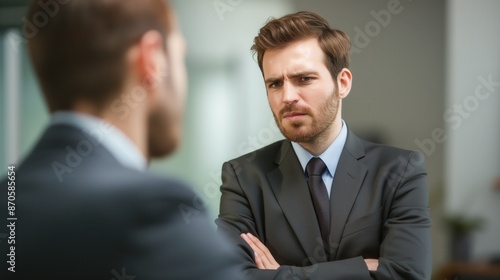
[306,157,330,248]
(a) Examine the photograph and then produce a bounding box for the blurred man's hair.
[251,11,350,80]
[27,0,173,112]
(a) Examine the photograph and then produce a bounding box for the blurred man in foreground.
[217,11,431,279]
[0,0,240,279]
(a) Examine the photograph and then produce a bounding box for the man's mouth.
[283,112,307,120]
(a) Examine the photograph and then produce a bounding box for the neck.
[71,100,149,162]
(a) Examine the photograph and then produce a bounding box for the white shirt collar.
[50,111,147,171]
[291,120,348,177]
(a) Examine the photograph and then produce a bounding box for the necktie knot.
[306,157,327,177]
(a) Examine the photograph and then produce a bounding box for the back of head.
[27,0,172,112]
[251,11,351,79]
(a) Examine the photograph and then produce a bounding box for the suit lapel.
[266,141,328,262]
[328,131,367,260]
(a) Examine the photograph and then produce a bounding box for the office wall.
[445,0,500,258]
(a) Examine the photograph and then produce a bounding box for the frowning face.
[263,37,341,144]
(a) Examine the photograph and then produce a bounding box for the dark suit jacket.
[216,129,432,280]
[0,124,241,280]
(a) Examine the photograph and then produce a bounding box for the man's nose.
[281,82,299,104]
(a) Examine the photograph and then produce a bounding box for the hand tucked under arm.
[240,233,280,270]
[364,259,379,271]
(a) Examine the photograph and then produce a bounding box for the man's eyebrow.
[289,71,319,78]
[264,71,319,84]
[264,77,282,84]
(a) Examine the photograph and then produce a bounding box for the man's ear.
[337,68,352,99]
[134,30,167,94]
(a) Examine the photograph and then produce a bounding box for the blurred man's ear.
[337,68,352,99]
[132,30,167,97]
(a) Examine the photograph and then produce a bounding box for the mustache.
[279,104,311,117]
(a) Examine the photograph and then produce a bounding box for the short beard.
[147,103,181,159]
[273,89,339,143]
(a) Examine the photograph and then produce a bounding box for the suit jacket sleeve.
[216,150,431,280]
[371,151,432,279]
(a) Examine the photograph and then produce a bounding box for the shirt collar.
[50,111,147,171]
[291,120,348,177]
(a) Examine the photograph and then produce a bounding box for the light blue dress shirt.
[50,111,147,171]
[291,120,348,198]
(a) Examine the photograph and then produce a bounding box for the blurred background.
[1,0,499,278]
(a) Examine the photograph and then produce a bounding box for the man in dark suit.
[216,11,432,280]
[0,0,240,279]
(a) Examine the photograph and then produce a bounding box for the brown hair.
[27,0,173,112]
[251,11,350,79]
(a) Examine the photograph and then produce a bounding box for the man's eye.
[269,82,282,88]
[300,77,312,82]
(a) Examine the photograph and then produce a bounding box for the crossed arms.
[240,232,379,271]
